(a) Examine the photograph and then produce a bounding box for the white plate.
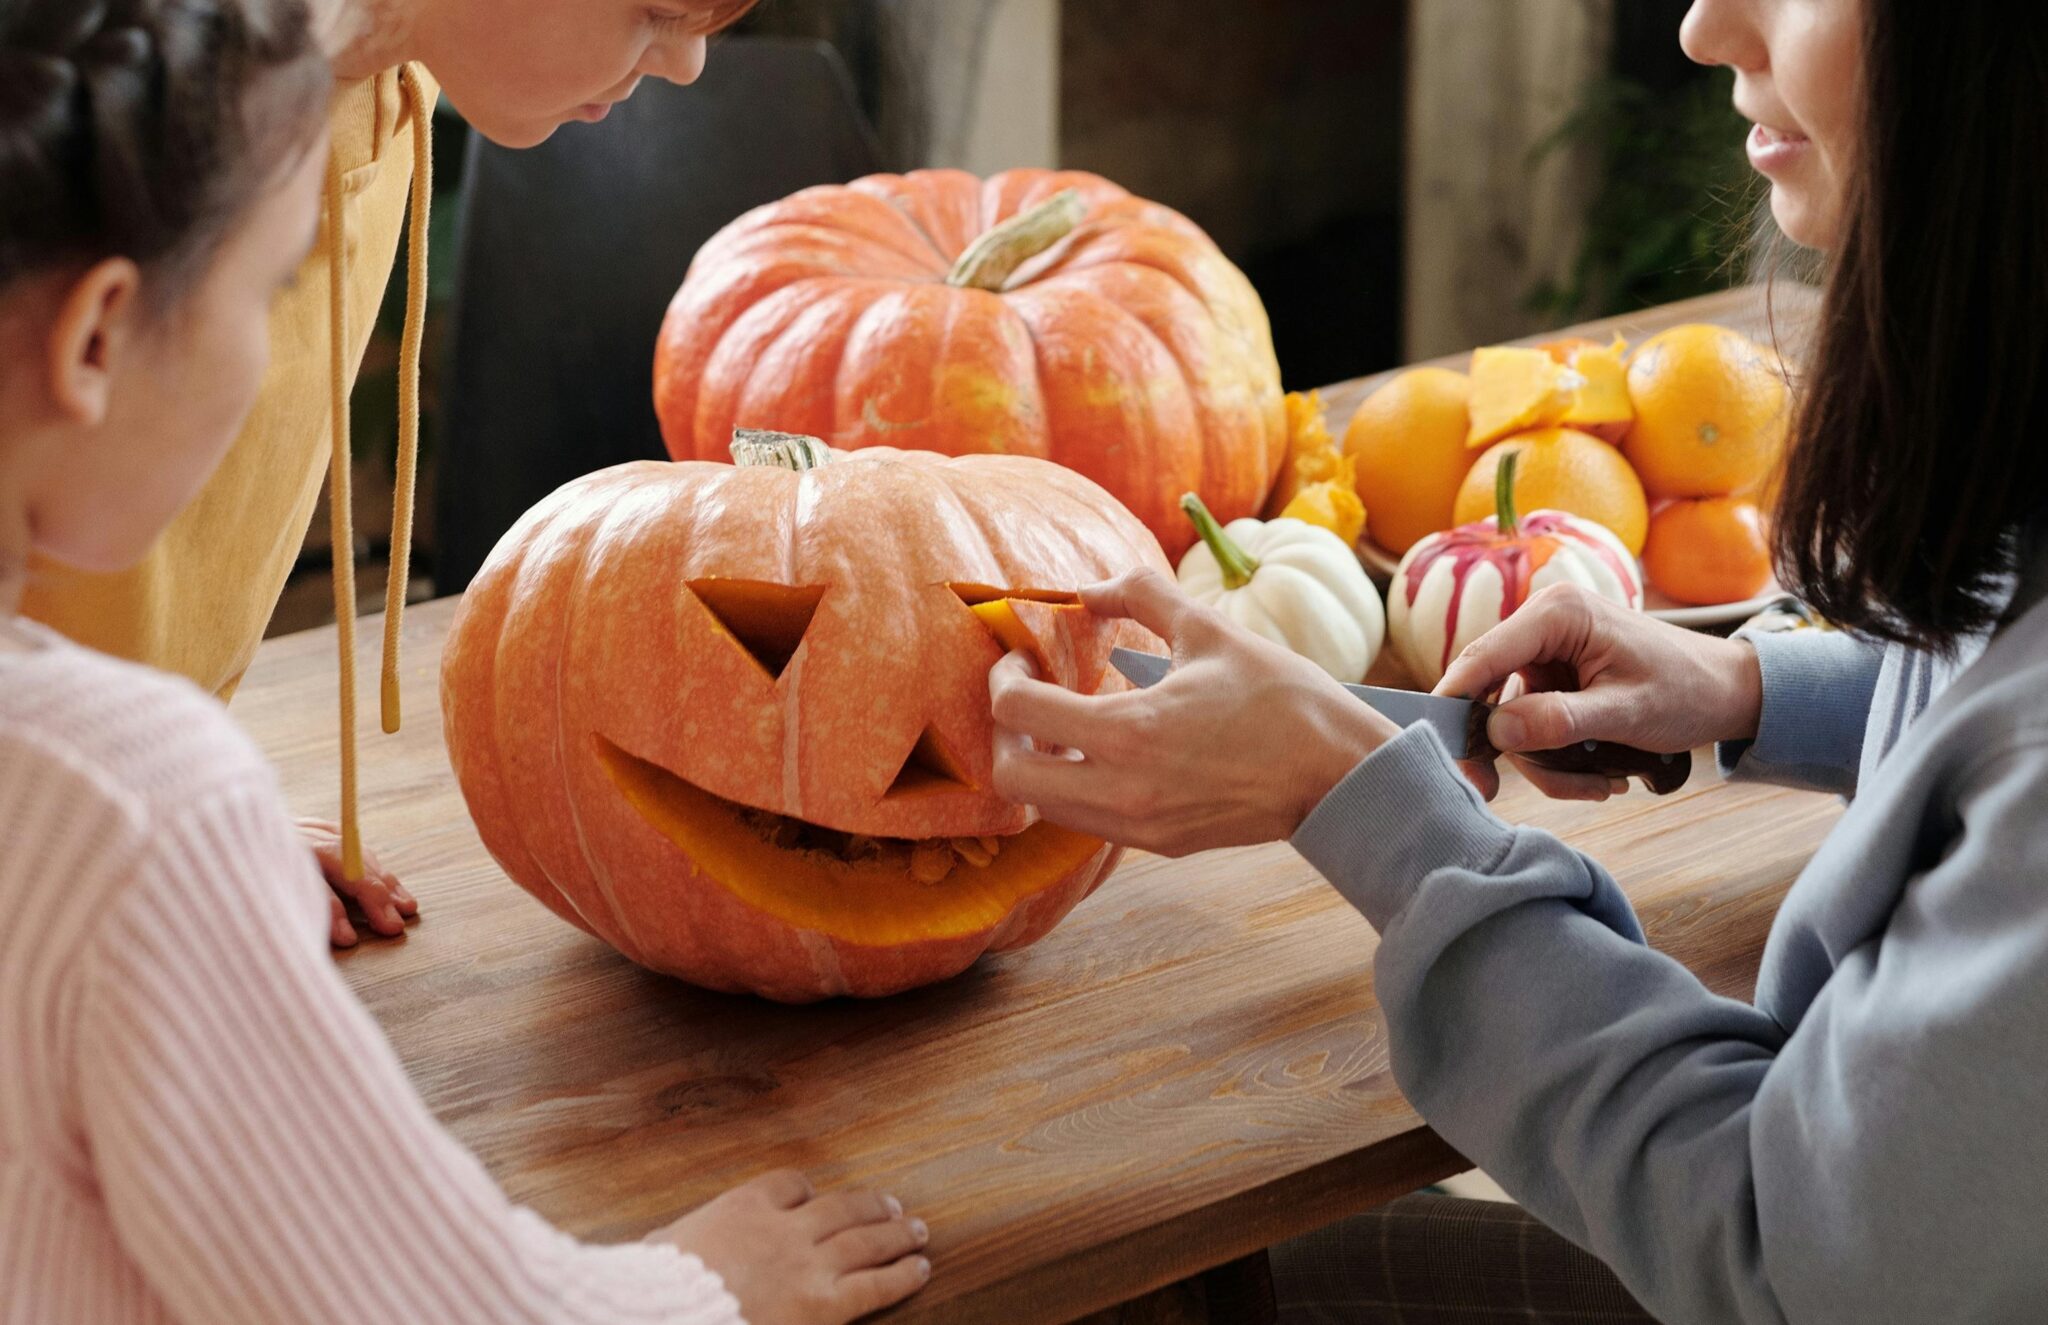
[1355,539,1789,630]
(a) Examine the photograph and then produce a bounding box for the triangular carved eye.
[687,580,825,682]
[947,584,1081,608]
[950,584,1082,661]
[884,725,976,799]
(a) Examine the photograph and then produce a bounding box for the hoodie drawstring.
[329,63,433,884]
[324,144,363,883]
[382,65,433,737]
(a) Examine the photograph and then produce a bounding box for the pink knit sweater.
[0,617,744,1325]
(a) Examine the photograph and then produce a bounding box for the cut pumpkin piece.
[594,735,1107,947]
[1262,390,1351,519]
[967,597,1115,694]
[1540,336,1633,442]
[1467,341,1633,449]
[1279,471,1367,547]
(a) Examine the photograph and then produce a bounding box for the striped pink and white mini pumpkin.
[1388,505,1642,689]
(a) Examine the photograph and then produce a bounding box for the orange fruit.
[1345,366,1478,554]
[1642,497,1774,606]
[1622,324,1791,498]
[1454,428,1650,554]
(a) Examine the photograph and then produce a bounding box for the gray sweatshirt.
[1291,542,2048,1323]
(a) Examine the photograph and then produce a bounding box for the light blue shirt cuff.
[1291,722,1518,932]
[1715,628,1881,796]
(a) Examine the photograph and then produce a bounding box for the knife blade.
[1108,647,1690,795]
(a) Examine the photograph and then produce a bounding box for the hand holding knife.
[1108,647,1691,795]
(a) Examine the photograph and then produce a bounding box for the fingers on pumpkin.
[1079,567,1193,640]
[989,666,1125,753]
[989,744,1126,839]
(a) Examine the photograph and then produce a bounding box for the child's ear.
[47,258,144,427]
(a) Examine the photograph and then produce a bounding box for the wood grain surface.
[234,285,1835,1324]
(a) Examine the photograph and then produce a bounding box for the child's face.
[415,0,713,147]
[1682,0,1863,249]
[26,143,329,574]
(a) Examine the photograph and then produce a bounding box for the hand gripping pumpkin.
[654,168,1288,561]
[440,433,1170,1001]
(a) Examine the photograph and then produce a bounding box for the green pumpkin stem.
[946,189,1087,292]
[1181,492,1259,590]
[1495,449,1521,537]
[731,429,834,471]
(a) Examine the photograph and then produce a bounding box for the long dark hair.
[0,0,331,310]
[1772,3,2048,650]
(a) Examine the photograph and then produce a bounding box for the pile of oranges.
[1346,323,1790,606]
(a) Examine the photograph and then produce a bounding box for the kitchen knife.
[1109,647,1691,795]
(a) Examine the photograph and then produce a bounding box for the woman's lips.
[1747,121,1812,175]
[574,102,615,123]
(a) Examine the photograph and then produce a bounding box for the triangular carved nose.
[884,725,977,800]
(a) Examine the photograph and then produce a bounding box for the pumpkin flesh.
[596,735,1109,947]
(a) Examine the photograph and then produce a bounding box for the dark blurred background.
[278,0,1745,632]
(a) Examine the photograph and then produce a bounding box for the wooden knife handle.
[1515,740,1693,795]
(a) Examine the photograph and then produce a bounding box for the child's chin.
[464,112,561,151]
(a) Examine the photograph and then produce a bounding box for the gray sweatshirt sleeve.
[1714,629,1884,795]
[1292,723,2048,1324]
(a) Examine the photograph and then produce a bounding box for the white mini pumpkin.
[1389,453,1642,689]
[1176,494,1385,684]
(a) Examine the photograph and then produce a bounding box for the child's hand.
[652,1170,931,1324]
[295,818,418,947]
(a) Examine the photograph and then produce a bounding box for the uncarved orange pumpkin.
[654,168,1288,560]
[440,437,1169,1002]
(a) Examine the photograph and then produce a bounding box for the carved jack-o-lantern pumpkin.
[440,435,1169,1001]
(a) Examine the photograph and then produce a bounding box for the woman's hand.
[651,1170,931,1325]
[989,568,1399,856]
[1435,584,1764,802]
[296,818,417,947]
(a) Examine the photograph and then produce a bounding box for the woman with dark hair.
[989,0,2048,1319]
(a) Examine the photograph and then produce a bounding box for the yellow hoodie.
[22,64,437,878]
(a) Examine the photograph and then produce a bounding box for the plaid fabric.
[1271,1194,1662,1324]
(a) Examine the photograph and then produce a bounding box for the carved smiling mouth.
[592,735,1106,946]
[586,579,1110,948]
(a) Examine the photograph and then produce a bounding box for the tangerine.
[1642,497,1774,605]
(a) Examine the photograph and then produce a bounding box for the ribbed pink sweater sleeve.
[3,629,744,1325]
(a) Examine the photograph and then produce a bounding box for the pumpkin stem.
[1495,449,1521,536]
[731,429,834,470]
[1181,492,1259,591]
[945,189,1087,292]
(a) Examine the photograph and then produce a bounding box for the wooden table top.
[238,284,1835,1325]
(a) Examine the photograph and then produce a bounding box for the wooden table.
[237,285,1836,1324]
